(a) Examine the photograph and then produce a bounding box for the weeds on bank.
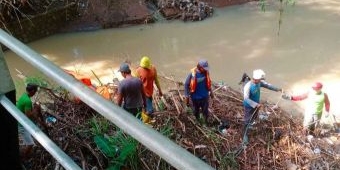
[91,116,139,170]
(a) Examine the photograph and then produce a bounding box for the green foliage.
[285,0,295,5]
[258,0,296,35]
[159,118,173,137]
[25,76,50,88]
[99,131,139,170]
[15,75,50,92]
[259,0,266,12]
[94,135,119,158]
[90,116,110,136]
[91,117,139,170]
[219,153,240,170]
[259,0,295,12]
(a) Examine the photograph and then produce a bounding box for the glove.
[282,94,292,100]
[256,104,262,108]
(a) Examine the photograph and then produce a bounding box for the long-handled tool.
[328,112,338,131]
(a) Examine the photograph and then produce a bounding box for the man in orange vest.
[184,59,214,124]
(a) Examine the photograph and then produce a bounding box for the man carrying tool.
[243,69,282,140]
[17,84,47,164]
[184,59,214,125]
[282,82,330,136]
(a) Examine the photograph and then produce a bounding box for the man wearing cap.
[243,69,282,132]
[0,54,22,169]
[282,82,330,135]
[135,56,163,117]
[117,63,146,117]
[184,59,214,124]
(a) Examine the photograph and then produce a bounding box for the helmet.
[312,82,323,90]
[140,56,151,69]
[253,69,265,80]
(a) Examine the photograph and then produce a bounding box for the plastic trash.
[259,113,268,120]
[313,148,321,154]
[307,135,314,143]
[336,128,340,134]
[46,116,56,124]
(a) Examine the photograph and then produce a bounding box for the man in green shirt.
[0,53,22,170]
[17,84,46,163]
[17,84,38,119]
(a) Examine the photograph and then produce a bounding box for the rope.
[230,107,260,157]
[230,86,283,157]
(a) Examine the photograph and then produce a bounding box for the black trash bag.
[238,73,251,85]
[218,119,230,132]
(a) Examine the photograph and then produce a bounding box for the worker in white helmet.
[242,69,282,142]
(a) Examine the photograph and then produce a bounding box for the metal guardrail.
[0,29,215,170]
[0,95,82,170]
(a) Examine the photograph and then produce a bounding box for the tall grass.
[91,117,139,170]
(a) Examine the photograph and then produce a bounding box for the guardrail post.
[0,47,21,169]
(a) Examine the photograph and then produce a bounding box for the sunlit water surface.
[5,0,340,119]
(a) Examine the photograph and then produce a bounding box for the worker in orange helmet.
[282,82,330,135]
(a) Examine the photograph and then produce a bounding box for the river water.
[4,0,340,117]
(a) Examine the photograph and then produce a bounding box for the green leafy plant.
[159,118,173,137]
[219,153,240,170]
[94,130,139,170]
[258,0,296,35]
[90,117,139,170]
[90,116,110,136]
[25,76,50,88]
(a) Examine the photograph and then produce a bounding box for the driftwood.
[25,74,340,170]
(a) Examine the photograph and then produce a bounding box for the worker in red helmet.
[282,82,330,135]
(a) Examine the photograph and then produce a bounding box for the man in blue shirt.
[184,59,214,124]
[243,69,282,132]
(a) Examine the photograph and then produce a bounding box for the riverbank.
[26,74,340,170]
[60,0,257,33]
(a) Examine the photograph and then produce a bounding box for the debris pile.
[26,75,340,170]
[157,0,213,21]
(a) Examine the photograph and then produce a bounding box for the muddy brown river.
[4,0,340,119]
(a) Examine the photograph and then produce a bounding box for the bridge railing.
[0,29,214,170]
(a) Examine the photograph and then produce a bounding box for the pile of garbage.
[26,74,340,170]
[157,0,214,21]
